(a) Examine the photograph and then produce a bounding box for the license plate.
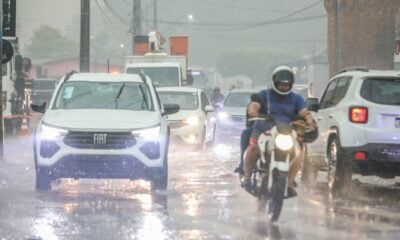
[396,117,400,128]
[93,133,107,145]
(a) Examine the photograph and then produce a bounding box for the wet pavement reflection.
[1,137,400,239]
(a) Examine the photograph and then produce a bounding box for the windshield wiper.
[139,84,149,110]
[115,83,125,109]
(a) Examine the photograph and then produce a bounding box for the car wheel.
[196,127,207,151]
[327,136,351,195]
[151,141,169,191]
[36,167,52,191]
[301,146,318,186]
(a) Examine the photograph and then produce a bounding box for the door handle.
[317,116,322,121]
[328,114,334,118]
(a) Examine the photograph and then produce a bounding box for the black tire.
[301,146,318,185]
[268,170,287,222]
[36,168,52,191]
[151,139,169,191]
[327,136,352,196]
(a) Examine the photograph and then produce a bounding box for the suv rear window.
[360,78,400,105]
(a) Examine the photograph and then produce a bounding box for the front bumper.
[344,143,400,177]
[34,131,167,179]
[215,120,245,146]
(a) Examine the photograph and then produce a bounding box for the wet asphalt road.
[1,136,400,240]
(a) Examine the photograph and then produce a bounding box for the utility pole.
[0,0,4,159]
[153,0,158,31]
[333,0,340,74]
[80,0,90,72]
[132,0,142,52]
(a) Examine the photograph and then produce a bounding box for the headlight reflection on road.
[212,144,233,159]
[183,193,200,217]
[134,213,166,240]
[33,210,62,240]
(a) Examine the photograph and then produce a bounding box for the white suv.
[31,72,179,191]
[303,68,400,193]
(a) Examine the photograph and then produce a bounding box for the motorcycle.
[242,116,317,221]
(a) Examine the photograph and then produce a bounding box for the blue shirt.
[258,89,306,124]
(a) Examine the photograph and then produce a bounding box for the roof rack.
[63,70,78,83]
[139,73,148,83]
[338,66,369,74]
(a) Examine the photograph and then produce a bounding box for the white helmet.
[271,65,294,95]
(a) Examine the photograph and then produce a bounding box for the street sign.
[2,39,13,64]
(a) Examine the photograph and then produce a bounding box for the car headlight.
[274,134,294,151]
[41,124,68,140]
[218,111,229,120]
[183,116,200,126]
[131,125,160,141]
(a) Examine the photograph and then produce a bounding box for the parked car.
[214,89,257,147]
[31,78,59,106]
[157,87,215,148]
[303,67,400,194]
[31,72,179,191]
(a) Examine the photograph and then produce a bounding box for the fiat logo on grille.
[93,133,107,145]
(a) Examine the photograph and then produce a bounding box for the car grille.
[64,131,136,149]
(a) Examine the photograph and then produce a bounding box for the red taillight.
[349,106,368,123]
[354,151,366,161]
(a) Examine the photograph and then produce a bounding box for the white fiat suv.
[31,72,179,191]
[303,67,400,194]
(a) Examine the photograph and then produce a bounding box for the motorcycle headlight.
[131,125,160,141]
[275,134,294,151]
[218,111,229,120]
[41,124,68,140]
[183,116,200,126]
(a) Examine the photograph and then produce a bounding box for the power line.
[143,14,326,32]
[192,0,321,14]
[94,0,129,35]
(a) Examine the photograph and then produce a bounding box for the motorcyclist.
[242,65,317,197]
[235,93,261,175]
[210,86,225,108]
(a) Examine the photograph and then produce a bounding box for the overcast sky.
[16,0,327,67]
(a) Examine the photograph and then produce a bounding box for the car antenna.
[107,59,110,73]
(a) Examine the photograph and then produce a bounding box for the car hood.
[220,106,246,116]
[166,109,200,121]
[42,109,161,130]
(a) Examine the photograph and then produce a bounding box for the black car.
[31,78,59,106]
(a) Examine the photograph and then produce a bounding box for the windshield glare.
[53,81,154,110]
[126,67,179,87]
[224,92,254,108]
[158,91,198,110]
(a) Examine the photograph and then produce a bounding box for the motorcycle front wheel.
[268,169,287,222]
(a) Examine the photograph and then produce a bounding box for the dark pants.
[239,127,252,172]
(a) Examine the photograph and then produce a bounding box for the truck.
[125,31,192,87]
[2,37,32,136]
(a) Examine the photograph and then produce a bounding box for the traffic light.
[2,0,16,37]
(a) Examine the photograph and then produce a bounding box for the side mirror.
[31,102,46,113]
[306,97,319,112]
[162,103,180,115]
[205,105,214,112]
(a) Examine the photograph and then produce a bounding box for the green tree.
[25,25,78,58]
[216,48,298,86]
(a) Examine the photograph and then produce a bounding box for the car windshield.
[360,78,400,105]
[53,81,154,110]
[126,67,179,87]
[224,92,254,108]
[158,91,198,110]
